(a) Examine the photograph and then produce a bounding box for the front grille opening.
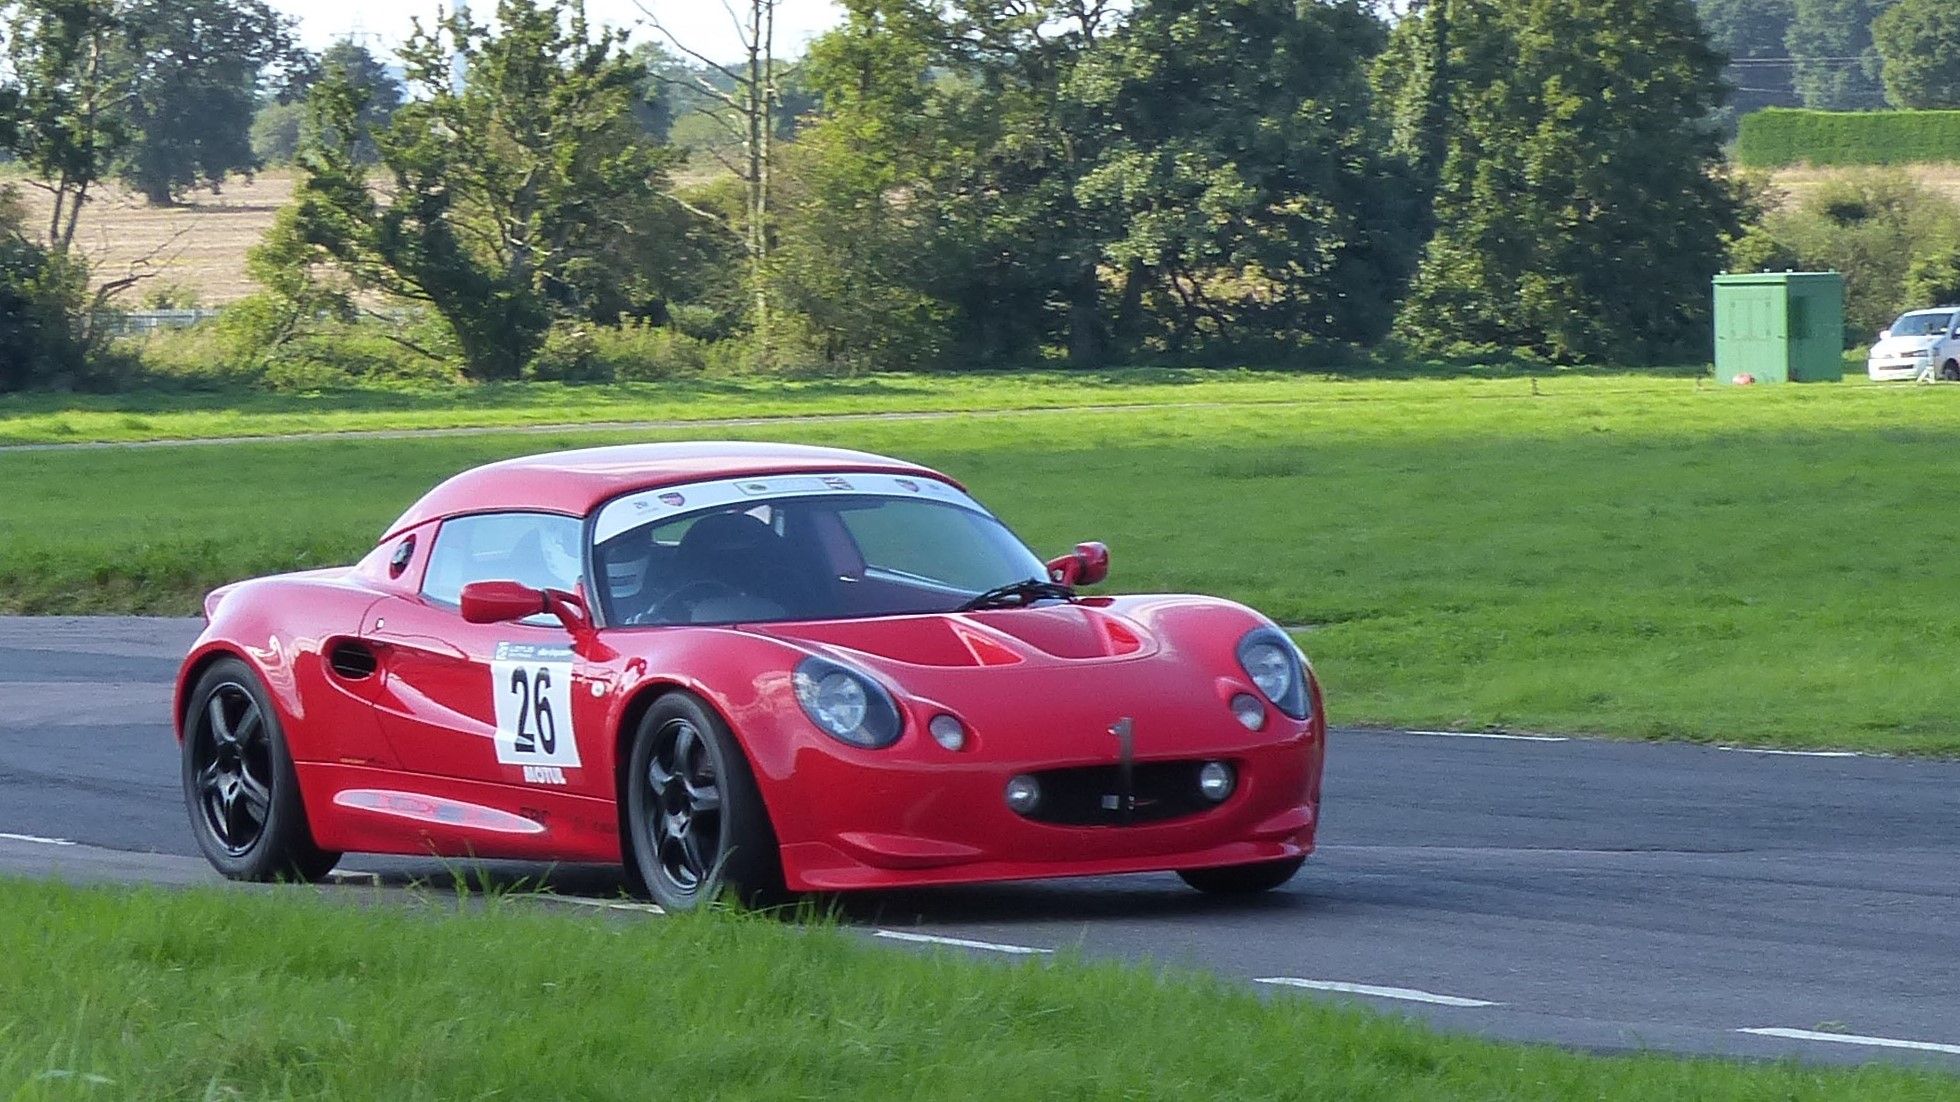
[327,640,377,680]
[1020,760,1219,826]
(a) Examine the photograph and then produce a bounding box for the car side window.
[422,512,585,608]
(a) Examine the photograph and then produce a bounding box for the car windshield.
[1892,312,1953,337]
[591,481,1051,627]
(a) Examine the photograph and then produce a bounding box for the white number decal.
[491,643,580,769]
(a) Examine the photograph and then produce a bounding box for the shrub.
[1752,170,1960,338]
[1735,108,1960,167]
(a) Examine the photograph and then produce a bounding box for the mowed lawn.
[0,368,1689,445]
[1,880,1948,1101]
[5,375,1959,751]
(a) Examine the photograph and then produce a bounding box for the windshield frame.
[581,472,1047,630]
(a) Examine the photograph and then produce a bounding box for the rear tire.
[1177,856,1305,895]
[624,692,785,910]
[181,657,340,882]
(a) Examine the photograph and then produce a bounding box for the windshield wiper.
[957,577,1078,612]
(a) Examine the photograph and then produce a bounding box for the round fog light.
[1230,693,1267,731]
[1197,761,1235,802]
[929,714,968,751]
[1004,774,1041,814]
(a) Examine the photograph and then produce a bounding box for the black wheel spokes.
[196,685,272,856]
[645,719,723,894]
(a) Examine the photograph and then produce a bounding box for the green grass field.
[0,879,1947,1100]
[7,373,1960,752]
[0,367,1698,446]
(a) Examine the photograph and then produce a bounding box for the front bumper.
[1869,359,1927,381]
[769,724,1323,891]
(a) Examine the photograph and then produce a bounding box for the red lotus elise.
[175,442,1326,908]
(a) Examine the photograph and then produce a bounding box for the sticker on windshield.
[491,642,581,770]
[594,472,991,543]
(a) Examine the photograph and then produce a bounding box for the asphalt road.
[4,616,1958,1070]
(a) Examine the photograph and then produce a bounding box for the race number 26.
[491,655,581,769]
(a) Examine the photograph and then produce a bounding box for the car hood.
[746,602,1159,669]
[740,597,1283,758]
[1871,335,1940,357]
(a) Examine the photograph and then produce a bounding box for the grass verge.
[8,374,1960,752]
[0,368,1707,447]
[0,879,1949,1100]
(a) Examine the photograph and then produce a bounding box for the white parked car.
[1868,308,1960,381]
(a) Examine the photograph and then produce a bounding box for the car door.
[362,511,605,800]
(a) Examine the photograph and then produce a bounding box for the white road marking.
[1718,747,1862,758]
[0,832,76,846]
[1255,978,1500,1007]
[1405,730,1569,743]
[544,895,667,916]
[1738,1027,1960,1056]
[873,930,1053,956]
[326,870,382,885]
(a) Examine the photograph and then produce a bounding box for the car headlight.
[1236,627,1311,721]
[792,657,904,748]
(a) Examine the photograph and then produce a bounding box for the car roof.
[382,441,957,540]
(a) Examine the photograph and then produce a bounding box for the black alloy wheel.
[625,693,784,910]
[190,682,275,856]
[645,717,723,893]
[181,657,340,882]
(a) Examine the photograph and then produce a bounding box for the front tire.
[1178,856,1305,895]
[181,657,339,882]
[625,692,784,910]
[1941,360,1960,382]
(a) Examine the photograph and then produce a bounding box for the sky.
[268,0,845,62]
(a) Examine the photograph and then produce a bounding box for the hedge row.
[1735,109,1960,168]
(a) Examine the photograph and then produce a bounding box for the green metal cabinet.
[1713,272,1845,384]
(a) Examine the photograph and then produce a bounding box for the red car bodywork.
[173,443,1325,891]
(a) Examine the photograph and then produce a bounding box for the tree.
[638,0,783,359]
[114,0,306,204]
[1787,0,1891,110]
[777,0,1411,371]
[1070,0,1418,352]
[289,0,691,380]
[1873,0,1960,109]
[0,187,92,391]
[1697,0,1798,117]
[3,0,129,252]
[1903,246,1960,309]
[314,39,403,163]
[1392,0,1743,363]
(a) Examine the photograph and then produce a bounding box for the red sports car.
[176,442,1326,908]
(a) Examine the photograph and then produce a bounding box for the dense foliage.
[1696,0,1797,120]
[1872,0,1960,110]
[1739,171,1960,338]
[1787,0,1890,111]
[113,0,305,204]
[285,0,709,380]
[0,0,1816,389]
[1387,0,1743,363]
[778,0,1420,372]
[1735,108,1960,166]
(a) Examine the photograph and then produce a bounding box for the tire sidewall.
[181,657,334,881]
[625,692,782,910]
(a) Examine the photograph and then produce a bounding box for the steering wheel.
[650,579,745,624]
